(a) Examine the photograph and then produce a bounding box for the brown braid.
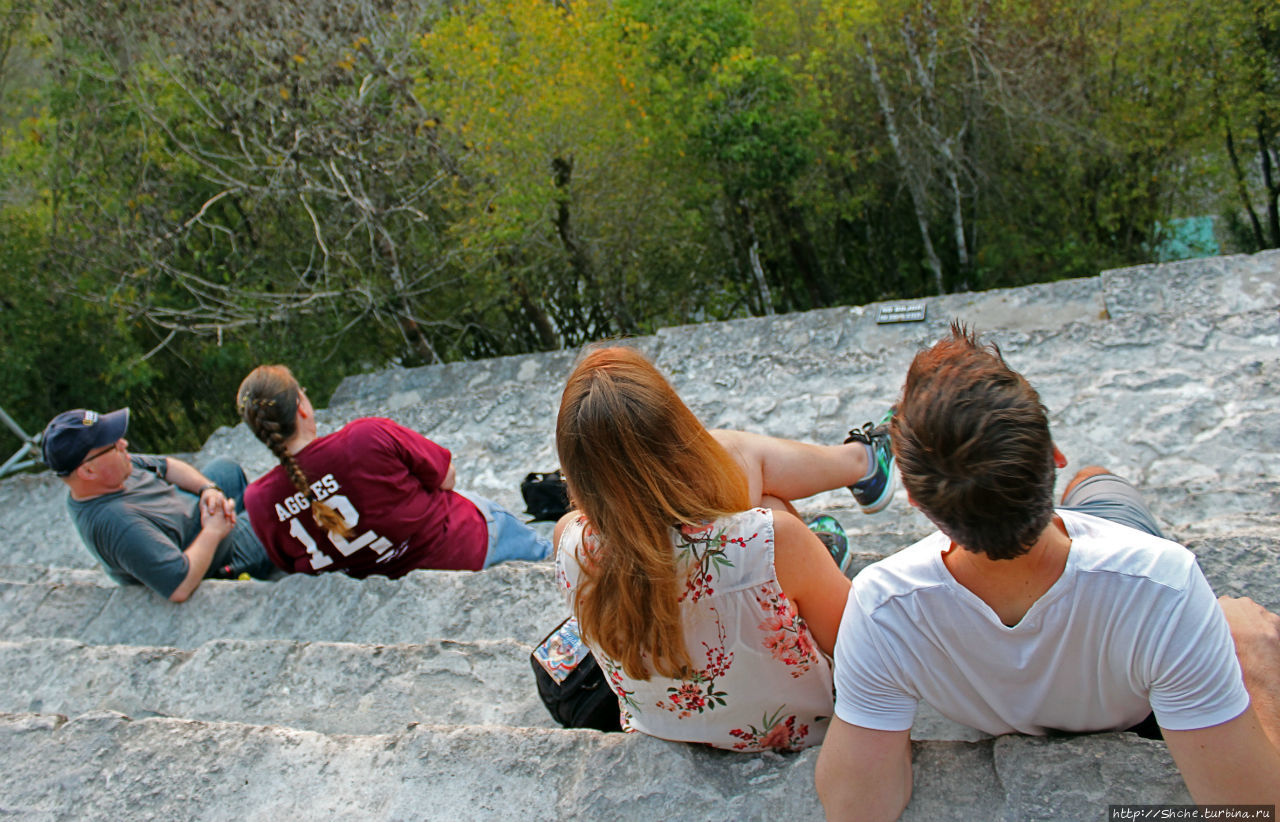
[237,365,352,537]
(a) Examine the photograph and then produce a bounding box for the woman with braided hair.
[237,365,551,578]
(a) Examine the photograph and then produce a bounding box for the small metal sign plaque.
[876,303,927,324]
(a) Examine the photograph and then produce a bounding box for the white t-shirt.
[833,509,1250,735]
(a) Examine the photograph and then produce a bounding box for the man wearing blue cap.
[42,408,277,602]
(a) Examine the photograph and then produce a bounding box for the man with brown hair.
[816,323,1280,819]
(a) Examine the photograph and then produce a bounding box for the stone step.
[0,711,1189,821]
[0,565,105,585]
[321,248,1280,422]
[1186,535,1280,606]
[8,464,1275,580]
[0,637,982,742]
[0,563,569,649]
[0,252,1273,821]
[324,274,1108,414]
[1101,250,1280,319]
[1143,482,1280,533]
[0,637,551,734]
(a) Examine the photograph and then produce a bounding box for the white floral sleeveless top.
[556,507,834,751]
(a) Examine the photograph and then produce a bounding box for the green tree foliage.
[1,0,1274,453]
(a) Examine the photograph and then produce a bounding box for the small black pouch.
[530,616,622,732]
[521,470,571,521]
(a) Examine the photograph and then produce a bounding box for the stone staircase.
[0,251,1277,820]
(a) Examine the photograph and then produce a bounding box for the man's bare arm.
[164,456,233,519]
[1160,596,1280,801]
[168,504,235,603]
[816,717,912,822]
[1162,707,1280,805]
[1219,595,1280,750]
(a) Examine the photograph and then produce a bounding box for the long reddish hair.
[556,346,750,679]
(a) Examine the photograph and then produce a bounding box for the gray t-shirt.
[67,454,251,597]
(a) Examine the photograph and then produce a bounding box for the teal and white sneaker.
[845,409,896,514]
[807,514,851,573]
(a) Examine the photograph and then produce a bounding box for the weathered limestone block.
[0,637,552,733]
[1102,250,1280,318]
[994,735,1190,820]
[0,712,1190,821]
[1190,535,1280,606]
[0,712,824,821]
[0,564,567,648]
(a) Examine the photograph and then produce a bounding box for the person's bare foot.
[1061,465,1111,503]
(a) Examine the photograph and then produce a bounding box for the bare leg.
[1061,465,1111,503]
[1220,596,1280,752]
[712,429,869,507]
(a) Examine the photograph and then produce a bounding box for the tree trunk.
[901,5,970,282]
[769,197,832,308]
[510,277,559,349]
[1259,115,1280,247]
[551,154,638,333]
[862,35,945,295]
[740,200,775,315]
[1225,119,1265,249]
[376,223,439,364]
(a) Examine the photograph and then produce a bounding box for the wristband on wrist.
[198,483,222,498]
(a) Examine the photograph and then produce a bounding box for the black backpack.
[530,617,623,732]
[520,470,571,521]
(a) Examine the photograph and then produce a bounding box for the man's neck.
[66,477,122,502]
[941,516,1072,627]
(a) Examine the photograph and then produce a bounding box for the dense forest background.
[1,0,1278,453]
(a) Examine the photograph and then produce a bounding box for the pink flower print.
[600,658,639,711]
[759,722,792,750]
[675,524,736,602]
[759,611,796,634]
[793,629,815,660]
[658,630,730,717]
[659,679,725,716]
[701,642,734,680]
[676,683,705,711]
[577,519,603,560]
[730,709,812,752]
[754,584,820,675]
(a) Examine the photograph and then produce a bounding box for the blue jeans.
[202,457,249,511]
[201,457,279,580]
[457,490,553,568]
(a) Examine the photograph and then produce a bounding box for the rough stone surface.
[0,564,564,648]
[0,713,1184,821]
[0,638,550,733]
[0,250,1277,819]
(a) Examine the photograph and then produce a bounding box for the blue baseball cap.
[41,408,130,476]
